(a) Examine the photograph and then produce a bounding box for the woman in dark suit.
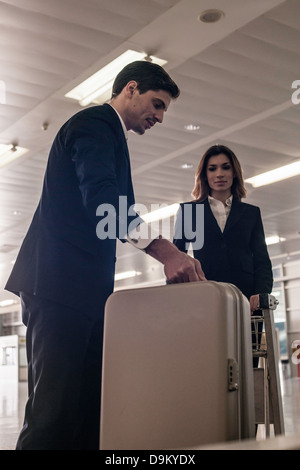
[173,144,273,364]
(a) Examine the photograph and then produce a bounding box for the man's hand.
[164,250,206,283]
[145,237,206,283]
[249,294,260,314]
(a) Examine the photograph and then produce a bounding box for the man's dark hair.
[112,60,180,99]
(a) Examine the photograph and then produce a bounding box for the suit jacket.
[173,198,273,299]
[5,104,139,315]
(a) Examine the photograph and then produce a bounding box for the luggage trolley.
[252,293,285,437]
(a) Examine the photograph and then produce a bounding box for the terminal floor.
[1,363,300,450]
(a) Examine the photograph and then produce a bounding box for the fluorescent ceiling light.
[266,235,286,246]
[115,270,141,281]
[245,160,300,188]
[0,299,17,307]
[65,50,167,107]
[0,144,29,169]
[142,203,180,223]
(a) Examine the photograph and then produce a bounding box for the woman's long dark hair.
[192,144,247,202]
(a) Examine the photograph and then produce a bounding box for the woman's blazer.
[173,198,273,299]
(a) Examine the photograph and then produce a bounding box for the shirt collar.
[108,103,128,140]
[208,194,233,207]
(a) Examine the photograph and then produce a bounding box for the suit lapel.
[203,197,246,236]
[223,198,246,233]
[203,199,222,236]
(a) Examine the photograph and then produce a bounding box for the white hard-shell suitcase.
[100,281,255,450]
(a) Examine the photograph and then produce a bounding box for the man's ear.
[125,81,138,97]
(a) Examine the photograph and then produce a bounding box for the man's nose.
[154,109,164,123]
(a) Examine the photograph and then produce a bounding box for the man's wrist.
[145,237,179,264]
[126,221,160,251]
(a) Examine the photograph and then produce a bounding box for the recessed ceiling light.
[198,9,225,23]
[184,124,200,131]
[181,163,193,169]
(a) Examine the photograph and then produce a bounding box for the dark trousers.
[17,293,104,450]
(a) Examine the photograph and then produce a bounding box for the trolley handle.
[258,293,279,311]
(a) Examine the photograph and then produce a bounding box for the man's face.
[124,83,172,135]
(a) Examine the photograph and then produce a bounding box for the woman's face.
[206,153,234,198]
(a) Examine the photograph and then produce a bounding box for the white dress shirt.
[208,195,233,232]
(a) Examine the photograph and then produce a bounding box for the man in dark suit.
[6,61,205,450]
